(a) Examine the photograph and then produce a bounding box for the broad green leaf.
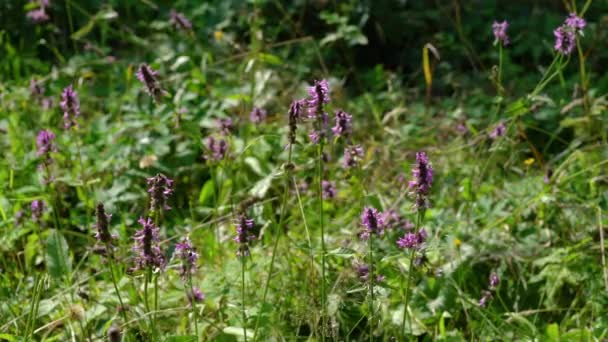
[198,179,216,206]
[546,323,559,341]
[46,230,72,279]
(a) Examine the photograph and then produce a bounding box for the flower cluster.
[492,20,509,46]
[30,79,53,109]
[170,10,192,31]
[136,64,166,103]
[360,207,384,240]
[188,287,205,304]
[343,145,364,169]
[250,107,267,124]
[95,203,115,245]
[397,228,427,250]
[332,110,352,138]
[321,180,336,199]
[147,173,174,212]
[408,152,433,209]
[354,263,385,283]
[307,79,330,119]
[173,237,199,280]
[489,121,506,139]
[288,99,305,145]
[554,13,586,55]
[234,215,256,257]
[217,118,234,135]
[31,200,45,221]
[204,136,229,161]
[132,217,166,271]
[36,129,57,166]
[26,0,50,23]
[60,85,80,130]
[479,272,501,307]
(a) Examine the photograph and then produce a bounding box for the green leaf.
[71,19,97,41]
[46,230,71,279]
[505,98,529,117]
[222,326,253,338]
[165,336,198,342]
[546,323,559,341]
[198,180,216,206]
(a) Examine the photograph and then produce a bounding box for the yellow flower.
[454,238,462,248]
[214,30,224,42]
[524,158,535,166]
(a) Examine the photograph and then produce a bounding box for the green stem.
[187,275,200,338]
[401,210,423,337]
[107,255,128,323]
[242,257,248,342]
[317,141,326,341]
[368,232,374,341]
[498,44,503,96]
[252,144,293,341]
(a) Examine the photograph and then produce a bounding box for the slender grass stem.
[368,232,374,341]
[401,210,423,337]
[317,141,327,341]
[107,255,128,323]
[241,257,248,342]
[187,274,200,338]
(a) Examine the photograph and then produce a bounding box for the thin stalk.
[401,210,423,337]
[252,144,293,341]
[368,232,374,341]
[575,38,591,121]
[241,258,248,342]
[154,273,159,327]
[317,141,327,341]
[498,44,503,96]
[107,256,128,323]
[187,275,200,338]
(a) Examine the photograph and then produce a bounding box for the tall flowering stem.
[360,207,384,340]
[173,238,200,337]
[234,215,255,342]
[253,102,299,341]
[401,152,433,337]
[95,203,128,324]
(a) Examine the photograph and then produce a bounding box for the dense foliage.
[1,0,607,341]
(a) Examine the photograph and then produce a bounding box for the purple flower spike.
[31,200,45,221]
[36,129,57,164]
[397,228,427,250]
[170,10,192,31]
[136,64,166,103]
[489,121,506,139]
[321,180,336,199]
[95,203,114,245]
[479,290,493,308]
[205,136,229,161]
[489,272,500,288]
[332,110,352,137]
[146,173,174,212]
[408,152,433,209]
[492,20,509,46]
[173,237,199,280]
[565,13,586,30]
[360,207,384,240]
[234,215,256,257]
[60,85,80,130]
[27,8,49,23]
[554,27,576,55]
[355,263,384,283]
[249,107,267,123]
[132,217,166,271]
[217,118,234,135]
[308,130,320,145]
[343,145,364,169]
[288,99,306,144]
[188,287,205,304]
[307,79,330,119]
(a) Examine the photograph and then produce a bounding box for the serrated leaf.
[46,230,71,279]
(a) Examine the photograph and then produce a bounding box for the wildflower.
[309,130,320,144]
[355,263,385,283]
[397,228,427,250]
[173,237,199,280]
[234,215,255,257]
[60,85,80,130]
[146,173,174,212]
[360,207,384,240]
[479,290,493,308]
[380,209,400,230]
[188,286,205,304]
[27,1,49,24]
[36,129,57,163]
[288,99,305,145]
[408,152,433,209]
[565,13,586,31]
[136,64,166,102]
[489,272,500,288]
[332,110,352,137]
[321,180,336,199]
[31,200,45,221]
[30,79,44,98]
[343,145,364,169]
[95,203,114,245]
[132,217,166,271]
[489,121,506,139]
[170,9,192,31]
[217,118,233,135]
[249,107,267,123]
[307,79,330,119]
[492,20,509,46]
[204,136,229,161]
